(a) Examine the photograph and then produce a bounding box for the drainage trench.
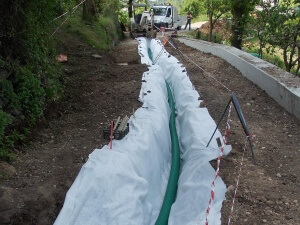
[55,38,228,225]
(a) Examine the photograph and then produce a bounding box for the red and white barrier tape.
[205,103,232,225]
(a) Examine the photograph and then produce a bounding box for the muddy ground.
[0,33,299,225]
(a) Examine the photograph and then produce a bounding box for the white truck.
[152,4,186,30]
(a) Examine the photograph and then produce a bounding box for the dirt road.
[0,35,299,224]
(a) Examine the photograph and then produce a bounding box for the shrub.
[0,0,62,161]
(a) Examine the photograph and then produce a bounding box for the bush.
[0,0,62,161]
[195,30,224,44]
[263,54,285,69]
[65,15,118,50]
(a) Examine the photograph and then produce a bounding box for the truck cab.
[152,5,186,30]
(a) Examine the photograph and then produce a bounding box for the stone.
[285,215,293,220]
[0,162,16,177]
[92,54,102,59]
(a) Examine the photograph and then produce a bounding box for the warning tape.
[205,103,232,225]
[163,36,170,46]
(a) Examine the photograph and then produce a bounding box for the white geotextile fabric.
[54,56,173,225]
[138,37,229,225]
[55,37,229,225]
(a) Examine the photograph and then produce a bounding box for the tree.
[183,0,203,18]
[128,0,133,18]
[248,1,273,58]
[83,0,96,21]
[267,0,300,73]
[205,0,229,42]
[227,0,259,49]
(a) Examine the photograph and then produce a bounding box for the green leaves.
[182,0,204,18]
[0,0,61,161]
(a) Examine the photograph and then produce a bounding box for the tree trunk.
[259,42,263,59]
[83,0,96,21]
[209,14,213,42]
[258,32,263,58]
[283,47,291,72]
[128,0,133,18]
[231,5,243,49]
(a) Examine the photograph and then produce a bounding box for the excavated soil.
[0,34,299,225]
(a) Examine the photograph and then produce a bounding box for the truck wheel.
[130,32,137,39]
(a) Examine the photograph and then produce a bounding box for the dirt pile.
[198,19,231,40]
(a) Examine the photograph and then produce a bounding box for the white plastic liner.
[140,38,229,225]
[54,57,173,225]
[54,38,229,225]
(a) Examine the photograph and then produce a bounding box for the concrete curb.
[178,37,300,120]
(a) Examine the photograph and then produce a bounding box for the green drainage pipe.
[147,47,180,225]
[154,82,181,225]
[148,48,153,61]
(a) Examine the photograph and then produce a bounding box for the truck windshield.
[153,8,167,16]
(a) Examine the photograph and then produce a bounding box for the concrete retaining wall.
[178,38,300,120]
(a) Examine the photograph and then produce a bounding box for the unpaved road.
[0,35,299,225]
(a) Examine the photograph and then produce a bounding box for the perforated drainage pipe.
[147,48,180,225]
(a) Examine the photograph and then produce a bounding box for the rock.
[266,209,273,215]
[0,162,16,177]
[0,186,24,224]
[285,214,293,220]
[92,54,102,59]
[262,219,267,223]
[276,173,282,178]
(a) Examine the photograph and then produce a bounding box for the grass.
[194,14,208,22]
[243,36,298,75]
[55,15,119,51]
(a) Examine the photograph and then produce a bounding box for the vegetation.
[0,0,123,161]
[182,0,299,75]
[205,0,229,42]
[227,0,259,49]
[247,0,299,75]
[182,0,203,18]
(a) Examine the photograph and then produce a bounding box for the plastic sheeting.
[54,38,230,225]
[139,38,228,225]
